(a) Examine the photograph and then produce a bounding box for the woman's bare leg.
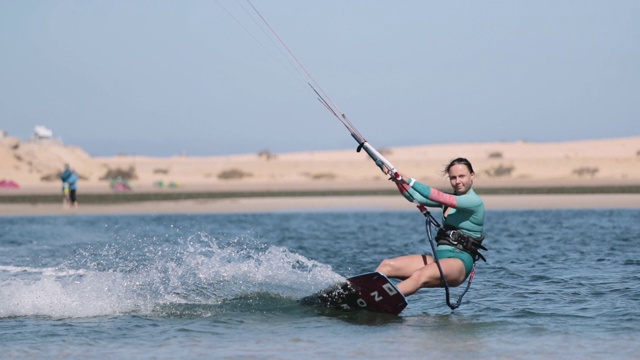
[396,258,467,296]
[375,254,433,279]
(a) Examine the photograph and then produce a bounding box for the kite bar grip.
[360,142,397,176]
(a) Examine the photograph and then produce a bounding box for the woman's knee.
[375,258,395,274]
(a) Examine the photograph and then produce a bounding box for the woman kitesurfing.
[234,1,487,311]
[378,158,486,298]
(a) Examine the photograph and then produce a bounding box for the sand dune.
[2,136,639,195]
[2,136,639,215]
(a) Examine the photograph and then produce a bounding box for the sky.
[1,1,638,157]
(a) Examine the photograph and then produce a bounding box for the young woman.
[376,157,486,296]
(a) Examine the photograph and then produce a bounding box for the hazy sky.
[1,1,638,157]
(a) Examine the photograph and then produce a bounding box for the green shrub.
[257,150,276,160]
[572,167,599,177]
[484,164,514,177]
[217,168,253,180]
[100,166,138,180]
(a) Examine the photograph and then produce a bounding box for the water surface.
[1,209,638,359]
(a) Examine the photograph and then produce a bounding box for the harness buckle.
[436,228,487,262]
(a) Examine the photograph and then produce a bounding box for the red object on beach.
[112,183,131,191]
[0,180,20,189]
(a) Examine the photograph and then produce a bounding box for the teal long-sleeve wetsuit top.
[403,178,485,238]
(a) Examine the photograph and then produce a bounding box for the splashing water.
[0,231,344,319]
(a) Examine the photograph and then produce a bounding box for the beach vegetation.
[153,168,169,174]
[100,166,138,180]
[40,173,59,182]
[218,168,253,180]
[257,149,276,160]
[304,172,337,180]
[488,151,503,159]
[572,167,599,177]
[484,164,514,177]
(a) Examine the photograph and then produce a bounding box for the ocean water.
[1,208,639,359]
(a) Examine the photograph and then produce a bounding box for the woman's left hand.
[389,171,405,184]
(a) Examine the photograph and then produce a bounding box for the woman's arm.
[409,179,458,208]
[392,175,443,208]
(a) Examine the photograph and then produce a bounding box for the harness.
[436,226,487,262]
[422,209,487,311]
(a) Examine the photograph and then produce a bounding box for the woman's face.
[448,164,474,195]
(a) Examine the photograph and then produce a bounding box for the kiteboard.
[300,272,407,315]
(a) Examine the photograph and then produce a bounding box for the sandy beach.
[2,193,639,217]
[1,136,639,216]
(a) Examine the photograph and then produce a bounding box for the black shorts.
[69,189,77,203]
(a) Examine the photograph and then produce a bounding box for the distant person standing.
[60,164,79,209]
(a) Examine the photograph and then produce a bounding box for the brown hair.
[444,157,475,175]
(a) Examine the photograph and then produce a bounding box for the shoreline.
[1,194,638,217]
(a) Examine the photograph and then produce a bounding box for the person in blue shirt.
[376,157,486,297]
[60,163,79,209]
